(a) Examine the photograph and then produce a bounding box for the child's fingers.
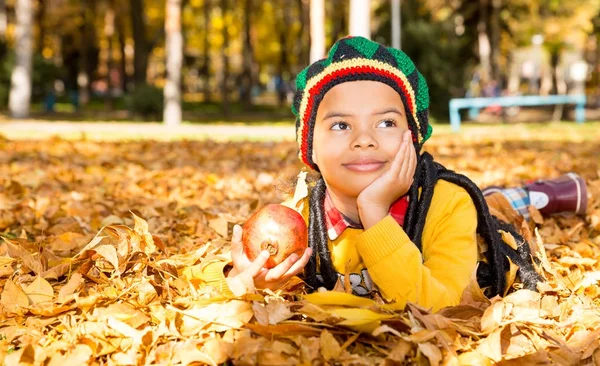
[281,247,313,279]
[389,131,409,177]
[399,136,416,179]
[230,225,249,266]
[243,250,270,278]
[263,251,302,281]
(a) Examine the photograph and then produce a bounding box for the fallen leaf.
[24,276,54,305]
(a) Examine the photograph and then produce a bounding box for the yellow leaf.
[58,273,84,303]
[504,256,519,296]
[132,212,156,253]
[24,276,54,305]
[418,342,442,366]
[1,279,29,312]
[208,216,229,238]
[499,230,519,251]
[93,244,120,273]
[303,291,377,308]
[47,344,93,366]
[320,330,341,361]
[282,170,308,213]
[0,257,15,266]
[331,308,395,325]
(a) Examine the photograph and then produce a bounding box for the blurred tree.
[276,0,292,105]
[35,0,43,52]
[0,0,6,60]
[130,0,149,86]
[9,0,33,118]
[220,0,229,115]
[130,0,164,88]
[349,0,370,38]
[164,0,182,125]
[239,0,255,108]
[202,0,211,102]
[329,0,347,47]
[115,1,129,92]
[310,0,325,62]
[375,0,476,118]
[391,0,400,49]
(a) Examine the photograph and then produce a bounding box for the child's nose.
[352,130,378,149]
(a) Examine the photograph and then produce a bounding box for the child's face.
[312,80,411,199]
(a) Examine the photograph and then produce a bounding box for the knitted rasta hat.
[292,36,432,171]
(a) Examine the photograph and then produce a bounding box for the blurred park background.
[0,0,599,128]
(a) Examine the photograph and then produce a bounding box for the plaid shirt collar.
[324,190,410,241]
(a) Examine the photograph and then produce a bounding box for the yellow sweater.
[198,179,478,312]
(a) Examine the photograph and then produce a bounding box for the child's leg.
[482,173,588,220]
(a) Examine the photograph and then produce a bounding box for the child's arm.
[355,182,478,312]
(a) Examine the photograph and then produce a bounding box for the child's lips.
[343,158,386,172]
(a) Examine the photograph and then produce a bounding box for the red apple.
[242,204,308,269]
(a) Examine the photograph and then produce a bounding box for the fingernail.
[290,254,299,263]
[260,250,270,259]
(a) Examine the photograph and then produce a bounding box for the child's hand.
[357,130,417,229]
[226,225,312,293]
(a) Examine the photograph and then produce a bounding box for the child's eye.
[331,122,350,131]
[377,119,396,128]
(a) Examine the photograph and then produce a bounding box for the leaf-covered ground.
[1,129,599,365]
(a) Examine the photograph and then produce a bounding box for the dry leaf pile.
[0,133,599,365]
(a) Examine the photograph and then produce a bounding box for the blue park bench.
[448,94,587,132]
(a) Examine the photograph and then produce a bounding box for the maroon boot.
[525,173,588,216]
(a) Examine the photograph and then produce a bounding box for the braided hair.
[293,36,542,298]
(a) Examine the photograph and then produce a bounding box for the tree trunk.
[239,0,254,108]
[131,0,149,86]
[164,0,183,125]
[349,0,370,39]
[78,0,95,106]
[277,0,290,105]
[202,0,211,102]
[391,0,400,49]
[298,0,310,66]
[9,0,33,118]
[36,0,44,51]
[116,3,128,92]
[0,0,6,38]
[309,0,324,63]
[0,0,6,60]
[330,0,346,45]
[490,0,501,85]
[477,0,491,83]
[105,0,115,109]
[220,0,229,116]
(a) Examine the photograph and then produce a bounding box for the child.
[204,36,588,311]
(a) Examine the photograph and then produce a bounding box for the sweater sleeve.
[354,188,478,312]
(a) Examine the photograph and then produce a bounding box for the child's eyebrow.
[373,108,403,116]
[323,111,352,120]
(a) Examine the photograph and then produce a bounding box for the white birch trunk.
[349,0,370,39]
[164,0,183,126]
[9,0,33,119]
[310,0,325,63]
[391,0,400,49]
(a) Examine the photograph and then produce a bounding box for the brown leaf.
[418,342,442,366]
[1,279,30,313]
[58,273,84,303]
[24,276,54,305]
